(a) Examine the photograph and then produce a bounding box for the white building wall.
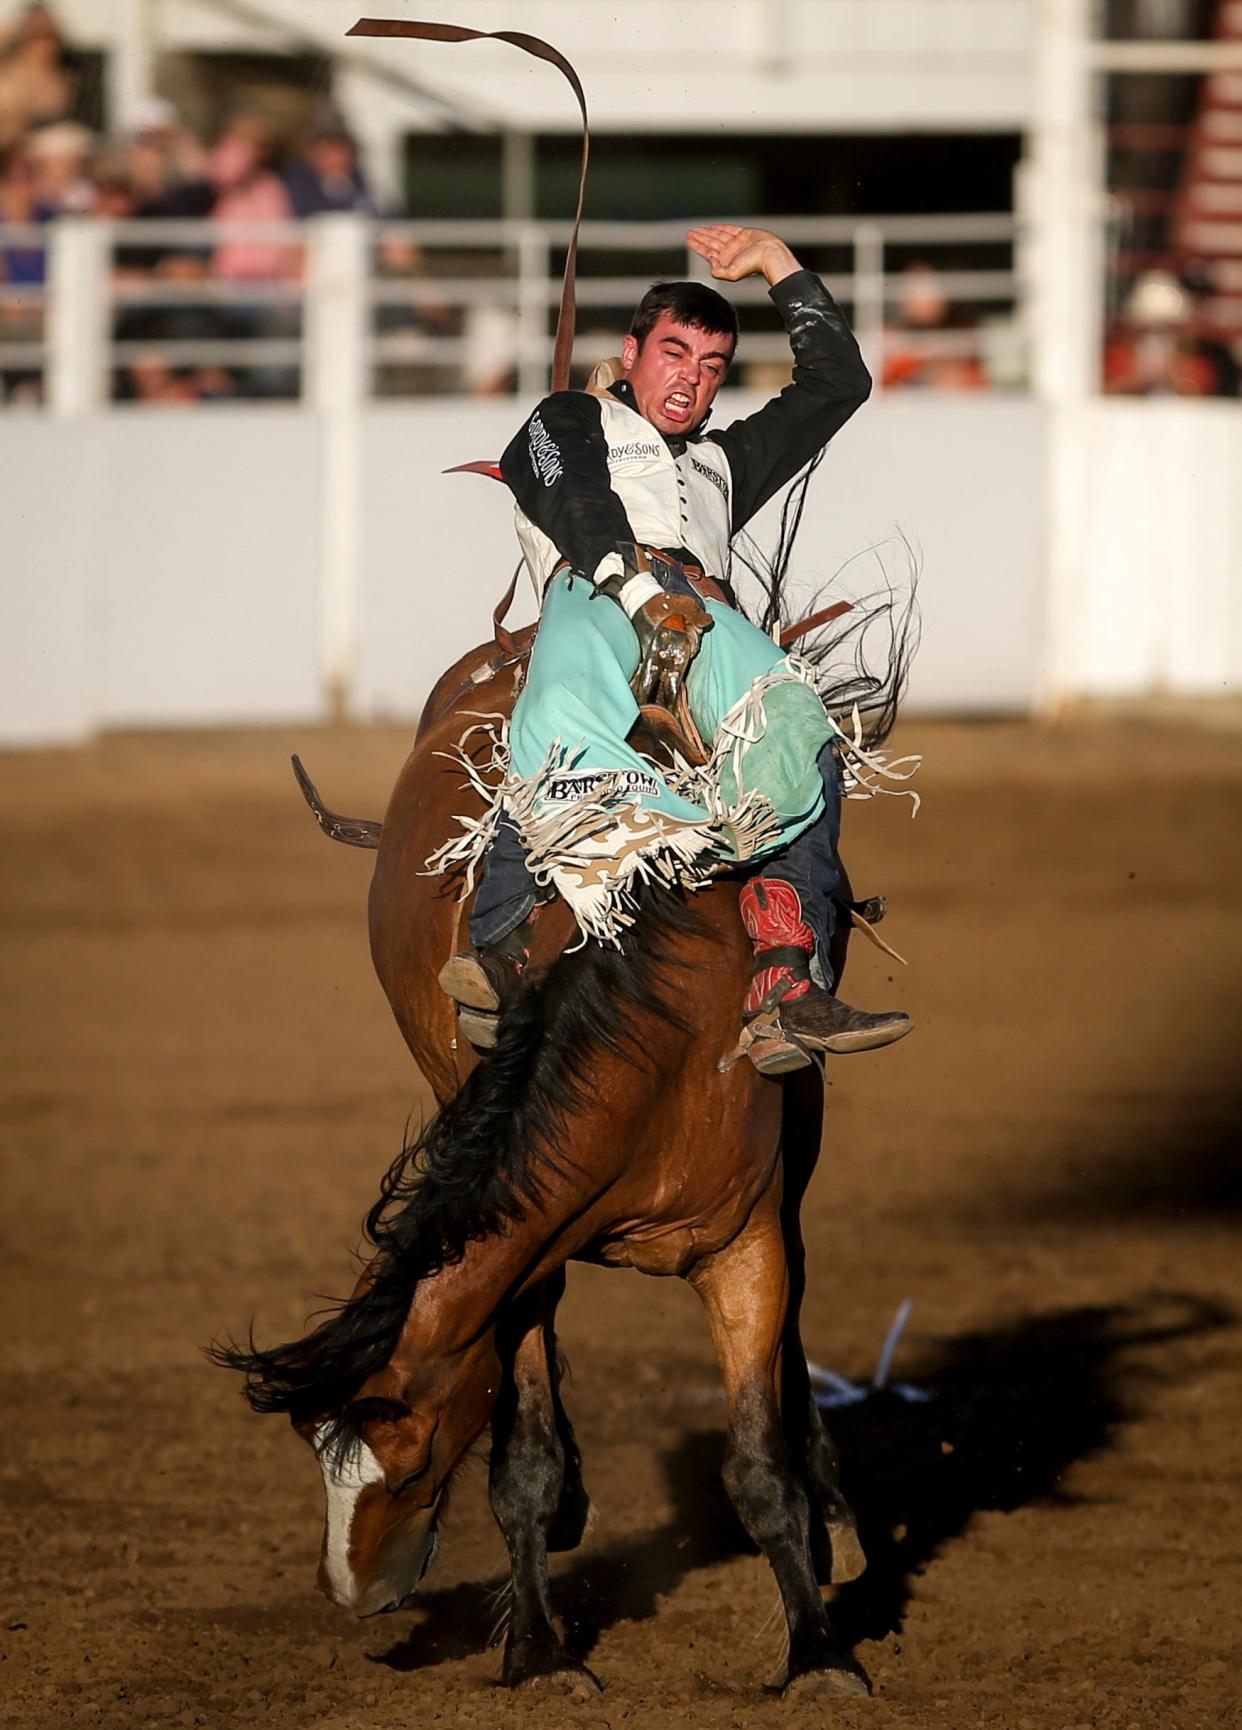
[49,0,1037,132]
[356,394,1049,718]
[1069,403,1242,699]
[0,411,323,742]
[6,396,1240,747]
[89,411,324,727]
[0,421,98,744]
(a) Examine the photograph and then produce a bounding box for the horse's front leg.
[690,1201,870,1698]
[489,1273,600,1694]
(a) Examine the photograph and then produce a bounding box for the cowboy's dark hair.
[630,281,738,356]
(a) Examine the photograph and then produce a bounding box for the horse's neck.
[399,1208,565,1361]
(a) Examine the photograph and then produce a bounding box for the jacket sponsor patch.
[690,455,728,496]
[545,767,661,804]
[528,413,564,487]
[607,439,664,466]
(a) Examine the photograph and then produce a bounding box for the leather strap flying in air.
[346,18,588,394]
[778,599,854,649]
[346,23,846,663]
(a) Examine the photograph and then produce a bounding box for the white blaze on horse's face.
[312,1425,439,1618]
[315,1426,385,1607]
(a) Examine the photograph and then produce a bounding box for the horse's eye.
[391,1466,427,1497]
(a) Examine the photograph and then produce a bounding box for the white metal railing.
[0,211,1025,411]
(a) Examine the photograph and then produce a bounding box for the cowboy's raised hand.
[687,224,801,287]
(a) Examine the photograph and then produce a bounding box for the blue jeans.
[470,817,539,947]
[762,741,843,988]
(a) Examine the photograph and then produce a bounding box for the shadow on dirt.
[1027,1084,1242,1223]
[374,1290,1233,1672]
[829,1290,1232,1646]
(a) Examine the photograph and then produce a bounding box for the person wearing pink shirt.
[209,115,298,283]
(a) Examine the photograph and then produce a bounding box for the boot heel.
[747,1036,812,1076]
[457,1005,500,1049]
[438,953,503,1011]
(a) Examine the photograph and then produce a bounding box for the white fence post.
[1029,0,1104,710]
[47,219,109,418]
[108,0,160,133]
[517,222,549,397]
[852,221,886,390]
[306,213,369,718]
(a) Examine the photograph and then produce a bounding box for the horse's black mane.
[208,887,705,1430]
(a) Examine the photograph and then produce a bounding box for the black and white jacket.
[499,268,872,612]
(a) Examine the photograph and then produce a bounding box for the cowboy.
[439,223,911,1062]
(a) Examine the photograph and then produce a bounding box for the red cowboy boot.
[739,878,912,1057]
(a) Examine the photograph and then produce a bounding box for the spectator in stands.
[462,302,518,397]
[90,142,136,220]
[0,142,44,402]
[0,2,73,154]
[882,259,987,391]
[1181,260,1241,399]
[208,113,298,282]
[284,108,376,217]
[0,142,42,281]
[207,113,299,397]
[1102,269,1238,398]
[25,119,95,214]
[127,99,213,215]
[118,99,214,277]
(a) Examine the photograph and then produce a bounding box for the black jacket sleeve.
[705,269,872,534]
[499,391,635,576]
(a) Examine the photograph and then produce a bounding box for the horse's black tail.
[292,755,383,848]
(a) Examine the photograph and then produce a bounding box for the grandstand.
[1,0,1239,741]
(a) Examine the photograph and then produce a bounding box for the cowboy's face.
[620,314,733,437]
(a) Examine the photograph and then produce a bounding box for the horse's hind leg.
[778,1069,866,1583]
[489,1274,600,1694]
[780,1333,865,1583]
[690,1199,870,1699]
[792,1365,867,1584]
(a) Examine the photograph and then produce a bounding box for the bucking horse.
[211,12,911,1702]
[211,615,887,1698]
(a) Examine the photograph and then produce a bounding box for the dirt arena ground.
[2,714,1240,1730]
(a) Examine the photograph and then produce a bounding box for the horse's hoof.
[828,1519,867,1584]
[503,1634,602,1697]
[780,1651,871,1699]
[509,1661,602,1698]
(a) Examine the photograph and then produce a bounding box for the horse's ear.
[351,1363,413,1414]
[348,1368,437,1493]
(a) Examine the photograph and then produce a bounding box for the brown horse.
[213,630,870,1698]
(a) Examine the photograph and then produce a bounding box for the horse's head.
[300,1334,502,1618]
